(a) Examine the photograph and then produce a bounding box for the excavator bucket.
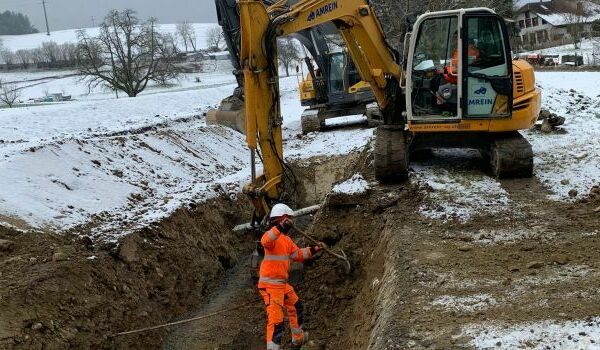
[206,95,247,134]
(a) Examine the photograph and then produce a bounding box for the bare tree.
[560,1,591,49]
[58,43,77,66]
[41,41,60,64]
[30,48,45,66]
[278,37,300,77]
[370,0,514,52]
[0,79,21,108]
[153,33,181,86]
[15,49,31,69]
[0,49,16,66]
[76,9,181,97]
[206,27,224,52]
[176,22,197,52]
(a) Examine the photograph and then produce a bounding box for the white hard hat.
[270,203,294,219]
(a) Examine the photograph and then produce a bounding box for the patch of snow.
[462,318,600,349]
[324,114,367,127]
[431,294,498,313]
[331,173,370,195]
[457,227,553,245]
[413,150,513,222]
[515,0,540,8]
[87,255,97,260]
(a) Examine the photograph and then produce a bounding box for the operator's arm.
[261,227,282,249]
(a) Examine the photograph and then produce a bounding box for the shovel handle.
[291,224,351,272]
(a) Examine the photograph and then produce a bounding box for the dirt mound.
[0,198,252,349]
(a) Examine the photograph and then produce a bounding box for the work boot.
[291,331,309,347]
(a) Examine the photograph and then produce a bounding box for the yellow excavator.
[238,0,541,220]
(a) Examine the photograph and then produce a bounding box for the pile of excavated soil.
[0,198,253,349]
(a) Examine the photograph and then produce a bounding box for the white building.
[516,0,600,48]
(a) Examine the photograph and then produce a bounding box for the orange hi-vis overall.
[444,45,481,84]
[258,226,312,350]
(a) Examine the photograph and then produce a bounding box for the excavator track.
[374,126,409,182]
[487,132,534,179]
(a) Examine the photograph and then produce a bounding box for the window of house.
[526,18,532,27]
[536,31,544,42]
[519,20,525,28]
[532,17,539,26]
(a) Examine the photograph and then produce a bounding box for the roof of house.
[517,0,600,26]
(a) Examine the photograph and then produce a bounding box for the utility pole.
[91,16,96,27]
[42,0,50,35]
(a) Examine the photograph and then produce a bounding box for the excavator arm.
[239,0,404,219]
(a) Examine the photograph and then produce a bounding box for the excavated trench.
[0,146,373,349]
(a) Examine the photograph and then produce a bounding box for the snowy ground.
[463,318,600,349]
[1,63,599,237]
[0,23,220,52]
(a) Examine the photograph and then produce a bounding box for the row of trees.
[0,21,225,71]
[1,42,78,69]
[0,11,38,35]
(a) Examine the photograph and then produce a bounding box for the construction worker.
[258,203,324,350]
[443,35,481,85]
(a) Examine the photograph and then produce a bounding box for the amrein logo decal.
[307,1,338,21]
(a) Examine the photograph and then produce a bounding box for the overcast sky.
[0,0,218,31]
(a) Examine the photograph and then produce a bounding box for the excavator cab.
[407,9,513,123]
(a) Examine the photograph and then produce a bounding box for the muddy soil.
[0,198,253,349]
[157,150,600,349]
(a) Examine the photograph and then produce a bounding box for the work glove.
[309,242,327,256]
[276,218,293,233]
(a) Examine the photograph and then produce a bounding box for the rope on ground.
[108,267,334,338]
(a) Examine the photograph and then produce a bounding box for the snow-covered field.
[0,23,220,52]
[0,62,375,238]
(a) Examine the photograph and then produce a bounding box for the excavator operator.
[443,31,481,85]
[258,203,325,349]
[436,31,481,111]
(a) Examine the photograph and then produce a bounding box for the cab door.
[406,14,460,122]
[462,13,513,119]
